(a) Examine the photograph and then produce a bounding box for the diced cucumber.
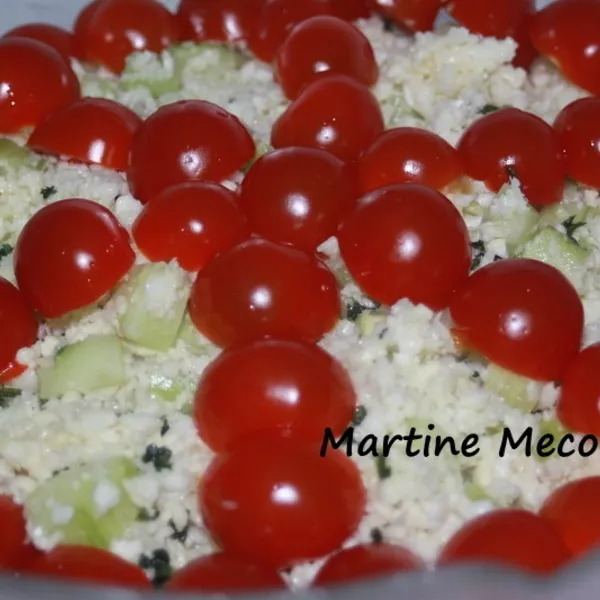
[38,336,126,398]
[171,42,247,79]
[535,418,570,463]
[26,457,140,549]
[116,263,190,352]
[0,138,29,167]
[464,481,491,502]
[484,364,536,412]
[538,203,583,229]
[497,207,539,253]
[356,313,385,338]
[121,51,180,97]
[177,312,212,355]
[148,373,186,402]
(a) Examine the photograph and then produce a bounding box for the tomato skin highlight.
[554,98,600,190]
[189,238,340,348]
[0,495,41,570]
[199,438,366,568]
[338,184,471,310]
[450,258,584,382]
[28,98,141,171]
[0,38,80,135]
[529,0,600,96]
[4,23,81,61]
[239,147,355,251]
[437,509,570,574]
[457,107,565,207]
[74,0,180,74]
[194,339,356,452]
[271,74,384,163]
[540,477,600,558]
[0,278,38,383]
[357,127,463,193]
[27,545,152,588]
[14,199,135,319]
[315,543,424,585]
[133,182,250,272]
[128,100,255,205]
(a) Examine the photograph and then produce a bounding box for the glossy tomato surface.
[0,495,41,570]
[457,107,565,207]
[199,438,366,568]
[28,98,141,171]
[194,339,356,451]
[0,38,80,134]
[389,0,443,31]
[189,239,340,347]
[271,74,384,163]
[330,0,371,20]
[14,199,135,319]
[450,259,584,381]
[128,100,255,204]
[338,184,471,310]
[4,23,80,61]
[239,147,356,251]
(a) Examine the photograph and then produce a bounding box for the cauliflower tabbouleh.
[1,3,600,590]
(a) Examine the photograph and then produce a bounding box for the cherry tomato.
[199,437,366,568]
[529,0,600,96]
[4,23,80,61]
[554,98,600,190]
[27,546,151,588]
[133,182,250,271]
[330,0,371,20]
[556,343,600,436]
[357,127,463,193]
[189,238,340,348]
[388,0,443,32]
[165,552,285,591]
[0,38,80,134]
[0,495,41,570]
[540,477,600,558]
[177,0,263,42]
[194,339,356,452]
[437,509,570,574]
[128,100,255,204]
[314,543,424,585]
[74,0,180,73]
[271,74,384,163]
[457,107,565,207]
[14,199,135,319]
[28,98,141,171]
[446,0,536,68]
[0,278,38,383]
[338,184,471,310]
[450,259,583,382]
[275,16,378,100]
[239,147,355,251]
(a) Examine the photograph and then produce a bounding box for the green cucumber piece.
[496,208,539,253]
[177,312,212,355]
[0,138,29,166]
[464,481,491,502]
[356,313,385,338]
[38,336,126,398]
[535,418,570,463]
[484,364,536,412]
[26,457,139,549]
[148,373,186,402]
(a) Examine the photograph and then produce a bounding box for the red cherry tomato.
[0,38,80,134]
[389,0,443,32]
[28,98,141,171]
[166,552,285,591]
[437,509,570,574]
[450,259,584,382]
[457,108,565,207]
[554,98,600,190]
[128,100,255,204]
[248,0,335,63]
[357,127,463,193]
[74,0,180,73]
[27,546,151,588]
[446,0,536,68]
[133,182,250,271]
[529,0,600,96]
[338,184,471,310]
[540,477,600,558]
[189,238,340,348]
[0,278,38,383]
[556,343,600,436]
[14,199,135,319]
[177,0,263,42]
[239,147,355,251]
[0,495,41,570]
[4,23,80,61]
[272,74,384,163]
[330,0,371,20]
[275,16,378,100]
[314,543,424,585]
[194,339,356,452]
[199,437,366,568]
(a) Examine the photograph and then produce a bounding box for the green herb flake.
[470,240,486,270]
[375,454,392,480]
[0,387,20,408]
[352,405,367,427]
[160,417,170,437]
[137,507,160,522]
[345,299,381,322]
[139,549,173,587]
[142,445,173,471]
[562,216,586,246]
[480,104,499,114]
[168,518,190,543]
[40,186,57,200]
[371,527,384,544]
[0,244,12,260]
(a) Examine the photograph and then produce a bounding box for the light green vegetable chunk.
[535,418,570,463]
[0,138,29,166]
[484,364,536,412]
[148,373,186,402]
[177,312,211,356]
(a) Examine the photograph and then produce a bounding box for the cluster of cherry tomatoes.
[1,0,600,591]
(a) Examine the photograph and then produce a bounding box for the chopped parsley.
[137,507,160,522]
[375,454,392,480]
[139,549,172,587]
[352,405,368,427]
[371,527,384,544]
[562,216,586,246]
[0,244,12,260]
[505,165,518,180]
[40,185,57,200]
[169,518,190,543]
[480,104,500,114]
[142,445,173,471]
[0,387,20,409]
[160,417,170,436]
[345,298,381,322]
[470,240,486,270]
